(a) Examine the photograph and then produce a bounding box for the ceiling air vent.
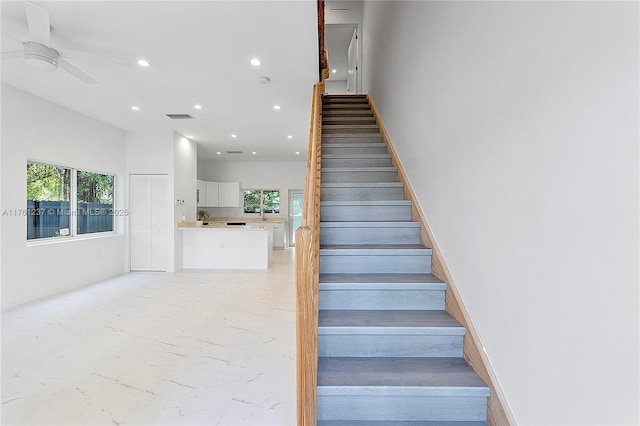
[226,151,243,154]
[165,113,194,119]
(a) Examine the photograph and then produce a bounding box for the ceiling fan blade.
[58,57,97,84]
[1,50,24,60]
[24,2,50,45]
[1,31,26,46]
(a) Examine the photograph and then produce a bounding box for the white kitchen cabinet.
[206,181,219,207]
[250,223,274,249]
[274,222,285,248]
[218,182,241,207]
[196,179,207,207]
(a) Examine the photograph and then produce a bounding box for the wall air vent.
[226,151,243,154]
[165,114,194,119]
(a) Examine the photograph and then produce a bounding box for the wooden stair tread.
[319,421,488,426]
[318,357,489,394]
[320,221,420,228]
[319,310,463,330]
[319,273,443,285]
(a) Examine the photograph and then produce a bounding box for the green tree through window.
[27,163,70,201]
[243,189,280,214]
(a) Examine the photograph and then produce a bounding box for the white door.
[347,27,358,94]
[130,174,168,271]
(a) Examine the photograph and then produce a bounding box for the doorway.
[325,24,360,94]
[288,189,304,247]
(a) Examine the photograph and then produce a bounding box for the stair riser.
[320,227,420,245]
[318,335,463,358]
[321,205,412,221]
[322,170,399,183]
[323,104,372,110]
[322,157,393,168]
[323,127,380,135]
[319,289,445,310]
[319,254,431,274]
[322,145,388,155]
[323,118,377,125]
[323,99,369,104]
[323,135,384,143]
[317,395,488,421]
[324,96,368,100]
[322,110,374,117]
[321,186,405,201]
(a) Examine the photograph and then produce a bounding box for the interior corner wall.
[362,2,639,425]
[0,84,127,310]
[124,129,175,272]
[173,133,197,271]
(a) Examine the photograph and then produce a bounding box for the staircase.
[317,94,490,424]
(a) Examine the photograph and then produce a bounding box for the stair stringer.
[367,93,516,426]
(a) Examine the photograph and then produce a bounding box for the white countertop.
[177,224,267,231]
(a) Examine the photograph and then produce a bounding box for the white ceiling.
[1,1,319,162]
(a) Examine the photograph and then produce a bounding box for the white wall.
[198,160,306,218]
[326,0,362,25]
[173,133,197,270]
[325,80,348,94]
[1,84,127,310]
[362,2,638,425]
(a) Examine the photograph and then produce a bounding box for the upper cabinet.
[197,180,241,208]
[196,180,208,207]
[206,181,220,207]
[218,182,241,207]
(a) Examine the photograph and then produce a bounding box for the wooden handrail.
[296,80,324,426]
[317,0,327,80]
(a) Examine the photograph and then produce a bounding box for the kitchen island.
[202,217,288,248]
[178,223,272,269]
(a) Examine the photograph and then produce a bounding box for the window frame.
[26,160,117,244]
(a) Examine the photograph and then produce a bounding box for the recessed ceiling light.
[231,134,237,138]
[131,106,140,111]
[332,69,337,74]
[186,135,194,139]
[250,58,261,66]
[137,59,150,67]
[252,151,257,155]
[273,105,281,110]
[287,135,293,139]
[295,151,300,155]
[216,151,222,155]
[194,104,202,110]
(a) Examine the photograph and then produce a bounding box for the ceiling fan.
[2,2,97,84]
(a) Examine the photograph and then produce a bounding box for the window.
[243,189,280,215]
[262,190,280,213]
[26,162,115,241]
[27,163,71,240]
[77,171,114,234]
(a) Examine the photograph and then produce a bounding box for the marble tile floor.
[1,249,297,426]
